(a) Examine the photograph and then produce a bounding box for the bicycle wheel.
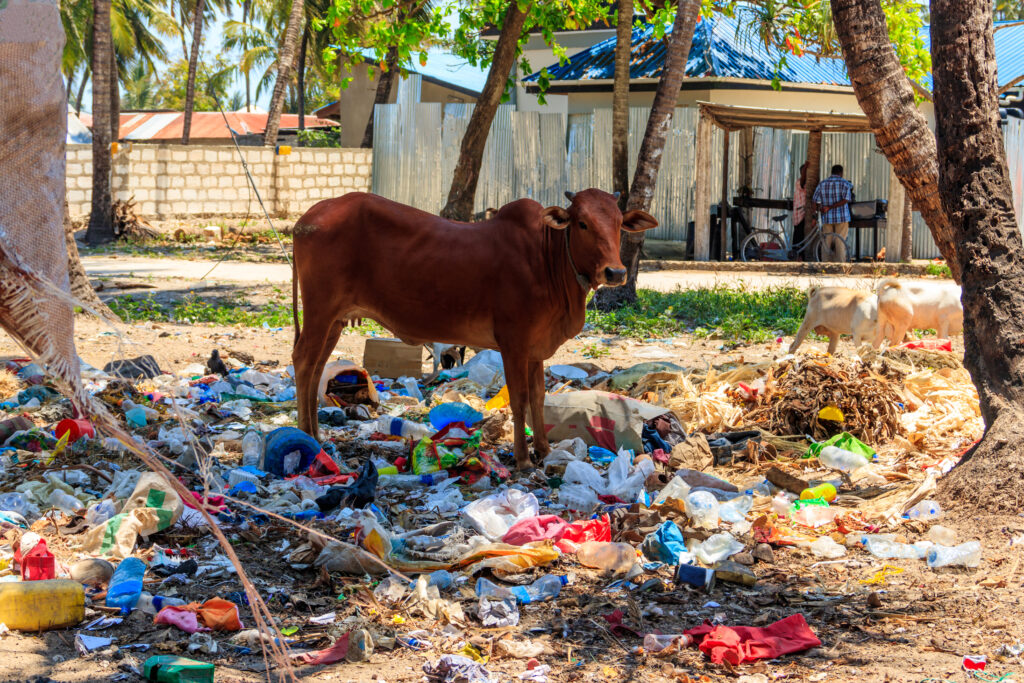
[739,230,788,262]
[815,232,849,262]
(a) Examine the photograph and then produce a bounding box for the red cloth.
[501,514,611,552]
[899,339,953,352]
[685,614,820,665]
[293,633,350,665]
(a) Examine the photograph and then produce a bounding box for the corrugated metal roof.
[116,111,338,140]
[527,14,1024,89]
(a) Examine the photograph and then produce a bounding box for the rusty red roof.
[116,111,338,140]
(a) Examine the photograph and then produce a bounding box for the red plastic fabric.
[898,339,953,352]
[685,614,821,665]
[502,515,570,545]
[293,633,350,665]
[307,449,341,478]
[555,515,612,553]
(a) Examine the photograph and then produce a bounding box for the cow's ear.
[541,206,571,230]
[621,209,658,232]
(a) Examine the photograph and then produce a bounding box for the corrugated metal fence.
[373,80,1024,257]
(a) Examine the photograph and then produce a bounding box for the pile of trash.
[0,343,991,679]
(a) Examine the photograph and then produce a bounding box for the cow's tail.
[292,257,301,346]
[876,277,901,296]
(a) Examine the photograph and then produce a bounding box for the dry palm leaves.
[900,367,982,454]
[743,355,906,446]
[112,196,159,241]
[633,371,745,433]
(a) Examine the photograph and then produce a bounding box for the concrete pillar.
[886,164,905,262]
[693,109,714,261]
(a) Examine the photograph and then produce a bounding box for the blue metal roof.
[526,15,1024,89]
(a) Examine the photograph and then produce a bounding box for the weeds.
[109,294,295,327]
[581,342,610,358]
[925,261,952,278]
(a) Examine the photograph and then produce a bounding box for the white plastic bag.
[463,489,539,540]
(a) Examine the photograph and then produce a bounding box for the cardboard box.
[362,338,424,379]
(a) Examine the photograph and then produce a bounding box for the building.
[113,111,340,145]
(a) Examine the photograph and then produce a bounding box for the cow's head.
[541,189,658,287]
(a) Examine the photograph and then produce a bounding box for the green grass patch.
[109,293,295,327]
[586,285,808,342]
[925,261,952,278]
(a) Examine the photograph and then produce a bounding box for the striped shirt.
[813,175,854,224]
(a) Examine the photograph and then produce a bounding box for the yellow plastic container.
[800,483,837,503]
[0,579,84,631]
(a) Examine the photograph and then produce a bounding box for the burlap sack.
[81,473,184,558]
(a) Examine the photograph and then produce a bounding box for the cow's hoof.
[514,458,535,472]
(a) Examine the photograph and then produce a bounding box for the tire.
[739,230,788,262]
[815,232,849,262]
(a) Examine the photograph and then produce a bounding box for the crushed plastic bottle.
[818,445,870,472]
[862,536,930,560]
[719,490,753,524]
[810,536,847,559]
[643,633,694,654]
[48,489,83,515]
[136,591,187,615]
[241,431,264,469]
[685,490,720,529]
[379,472,448,489]
[905,499,943,521]
[926,541,981,568]
[928,525,957,547]
[476,575,568,604]
[85,500,117,526]
[0,492,33,519]
[375,416,433,440]
[106,557,147,613]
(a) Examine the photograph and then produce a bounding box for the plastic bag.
[562,460,607,494]
[641,520,688,565]
[464,489,539,540]
[691,533,744,565]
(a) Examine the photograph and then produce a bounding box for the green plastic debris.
[803,432,876,460]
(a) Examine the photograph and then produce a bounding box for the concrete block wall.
[66,144,372,219]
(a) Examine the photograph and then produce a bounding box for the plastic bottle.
[136,591,187,615]
[685,490,720,529]
[928,525,957,547]
[800,483,837,503]
[85,500,117,526]
[558,483,600,512]
[515,575,570,604]
[106,557,147,613]
[48,489,84,515]
[810,536,847,559]
[241,431,264,469]
[0,580,84,631]
[719,490,753,524]
[375,416,433,440]
[643,633,694,653]
[653,475,691,506]
[905,499,943,521]
[926,541,981,568]
[122,399,157,424]
[379,472,448,489]
[818,446,870,472]
[475,577,514,601]
[577,542,637,575]
[0,492,33,518]
[862,537,929,560]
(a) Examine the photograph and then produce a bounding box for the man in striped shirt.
[812,164,854,261]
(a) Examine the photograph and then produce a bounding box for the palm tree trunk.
[611,0,633,212]
[182,0,206,145]
[830,0,960,283]
[900,198,913,262]
[297,28,308,131]
[75,68,89,115]
[65,200,116,319]
[440,1,529,220]
[598,0,701,308]
[243,0,252,111]
[927,0,1024,509]
[803,129,822,251]
[360,46,399,149]
[86,0,114,245]
[264,0,305,146]
[109,44,119,141]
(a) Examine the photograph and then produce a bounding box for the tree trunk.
[900,198,913,262]
[929,0,1024,510]
[243,0,252,111]
[182,0,206,145]
[109,43,119,141]
[297,28,308,131]
[611,0,633,212]
[439,1,529,221]
[360,46,399,149]
[264,0,305,146]
[803,129,822,253]
[75,68,89,115]
[830,0,961,283]
[596,0,701,308]
[86,0,114,246]
[65,200,116,320]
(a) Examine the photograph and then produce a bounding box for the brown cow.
[290,189,657,469]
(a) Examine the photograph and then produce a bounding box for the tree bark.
[803,129,822,252]
[75,68,89,115]
[86,0,114,246]
[928,0,1024,510]
[182,0,206,145]
[243,0,252,112]
[65,200,116,320]
[297,28,308,131]
[109,43,119,141]
[900,198,913,262]
[596,0,701,308]
[264,0,305,146]
[440,1,529,221]
[611,0,633,212]
[830,0,961,283]
[360,46,399,149]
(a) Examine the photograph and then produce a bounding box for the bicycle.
[738,213,849,263]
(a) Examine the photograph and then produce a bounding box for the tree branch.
[998,73,1024,95]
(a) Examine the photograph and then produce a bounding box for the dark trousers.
[792,218,806,245]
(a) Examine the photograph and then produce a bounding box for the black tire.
[739,230,787,262]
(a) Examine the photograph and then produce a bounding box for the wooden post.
[719,129,730,260]
[693,109,714,261]
[885,164,905,262]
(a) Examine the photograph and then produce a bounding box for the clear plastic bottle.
[862,537,929,560]
[379,472,448,489]
[516,575,569,604]
[905,500,943,521]
[818,445,870,472]
[719,490,753,523]
[241,430,264,469]
[643,633,694,653]
[85,500,117,526]
[475,577,514,601]
[0,492,33,518]
[48,489,83,515]
[106,557,147,613]
[685,490,720,529]
[375,416,433,440]
[576,542,637,575]
[136,591,187,615]
[653,475,691,506]
[928,525,957,547]
[927,541,981,568]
